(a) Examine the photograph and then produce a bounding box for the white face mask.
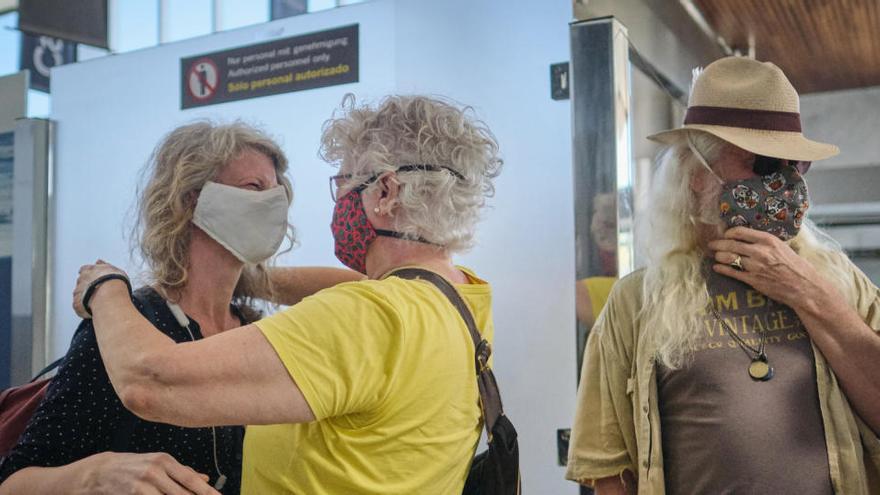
[192,181,290,264]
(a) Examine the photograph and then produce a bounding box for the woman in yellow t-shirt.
[72,95,503,494]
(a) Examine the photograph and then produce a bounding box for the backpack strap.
[29,358,63,383]
[391,268,504,437]
[28,313,103,383]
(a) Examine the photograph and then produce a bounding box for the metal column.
[570,17,634,377]
[10,118,53,385]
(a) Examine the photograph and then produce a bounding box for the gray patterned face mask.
[688,136,810,241]
[718,166,809,240]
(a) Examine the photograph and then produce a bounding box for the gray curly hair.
[320,94,503,252]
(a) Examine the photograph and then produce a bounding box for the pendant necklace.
[708,304,774,381]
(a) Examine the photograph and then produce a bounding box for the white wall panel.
[392,2,576,492]
[801,85,880,170]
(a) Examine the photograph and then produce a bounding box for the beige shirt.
[565,261,880,494]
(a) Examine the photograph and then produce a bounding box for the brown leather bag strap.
[391,268,504,435]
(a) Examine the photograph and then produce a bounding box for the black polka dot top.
[0,287,246,494]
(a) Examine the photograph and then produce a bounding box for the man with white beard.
[566,56,880,495]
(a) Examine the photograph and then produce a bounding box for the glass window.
[27,89,49,118]
[308,0,336,12]
[0,12,20,78]
[77,44,110,62]
[219,0,269,31]
[161,0,212,43]
[114,0,159,52]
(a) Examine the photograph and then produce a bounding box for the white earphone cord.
[166,301,227,491]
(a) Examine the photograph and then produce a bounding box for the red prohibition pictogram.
[187,58,219,101]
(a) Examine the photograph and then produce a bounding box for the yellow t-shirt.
[242,267,493,494]
[580,276,616,320]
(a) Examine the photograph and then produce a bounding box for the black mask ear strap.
[375,229,439,246]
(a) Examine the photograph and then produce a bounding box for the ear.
[690,167,709,193]
[688,167,722,193]
[184,189,200,208]
[376,173,401,215]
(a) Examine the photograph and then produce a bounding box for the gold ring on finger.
[730,255,744,271]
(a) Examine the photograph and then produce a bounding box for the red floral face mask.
[331,189,437,274]
[331,190,377,274]
[330,166,453,273]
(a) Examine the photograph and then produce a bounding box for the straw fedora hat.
[648,56,839,162]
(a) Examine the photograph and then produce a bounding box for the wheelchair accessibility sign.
[186,59,219,101]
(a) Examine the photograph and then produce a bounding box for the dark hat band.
[684,106,802,132]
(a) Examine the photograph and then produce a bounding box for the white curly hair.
[320,94,503,253]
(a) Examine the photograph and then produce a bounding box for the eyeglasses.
[329,164,465,202]
[753,154,811,176]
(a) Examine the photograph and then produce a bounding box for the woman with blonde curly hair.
[70,95,505,494]
[0,121,358,495]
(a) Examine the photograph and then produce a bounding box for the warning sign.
[180,24,358,109]
[187,58,219,101]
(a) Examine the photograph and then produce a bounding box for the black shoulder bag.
[393,269,521,495]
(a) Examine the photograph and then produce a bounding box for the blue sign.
[21,33,77,92]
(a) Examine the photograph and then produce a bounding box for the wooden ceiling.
[691,0,880,93]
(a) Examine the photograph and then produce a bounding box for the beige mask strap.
[686,132,723,184]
